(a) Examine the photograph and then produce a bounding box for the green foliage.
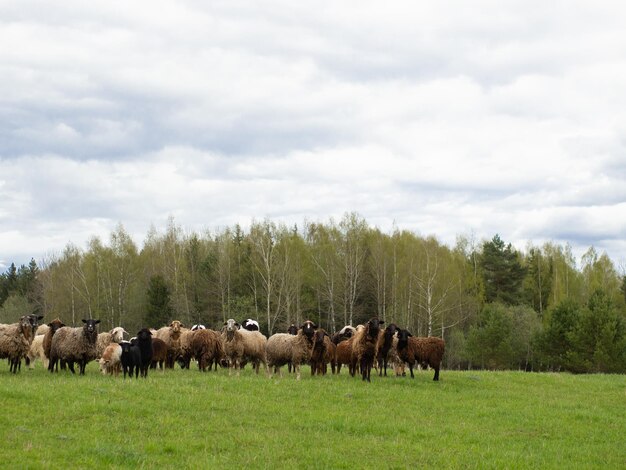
[466,303,516,369]
[1,369,624,468]
[0,293,32,323]
[536,300,581,370]
[566,290,626,373]
[480,235,526,305]
[145,275,173,327]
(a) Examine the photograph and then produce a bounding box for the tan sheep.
[99,343,122,376]
[351,317,385,382]
[96,327,128,358]
[266,321,317,380]
[0,315,39,373]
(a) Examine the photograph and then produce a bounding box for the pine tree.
[145,275,174,328]
[480,235,526,305]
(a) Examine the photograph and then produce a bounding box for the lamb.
[191,329,224,371]
[241,319,260,332]
[150,337,168,370]
[120,340,141,379]
[96,327,128,358]
[376,323,401,377]
[310,329,336,375]
[266,320,317,380]
[99,343,122,376]
[0,315,42,373]
[221,319,245,376]
[155,320,184,368]
[27,334,46,369]
[42,318,65,371]
[48,319,100,375]
[395,329,445,381]
[352,317,385,382]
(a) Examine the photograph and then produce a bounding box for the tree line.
[2,213,625,373]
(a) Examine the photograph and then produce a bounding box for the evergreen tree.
[145,275,174,328]
[480,235,526,305]
[536,299,580,370]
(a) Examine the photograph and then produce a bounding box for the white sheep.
[27,334,47,369]
[0,315,41,373]
[99,343,122,376]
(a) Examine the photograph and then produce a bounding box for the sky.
[1,1,626,271]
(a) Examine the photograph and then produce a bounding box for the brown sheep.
[335,336,356,375]
[191,329,224,372]
[396,329,445,381]
[310,329,336,375]
[0,315,40,373]
[376,323,402,377]
[352,317,385,382]
[222,319,244,376]
[151,337,168,370]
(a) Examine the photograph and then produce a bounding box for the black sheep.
[136,328,153,378]
[120,340,141,379]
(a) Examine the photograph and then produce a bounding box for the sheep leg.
[433,366,440,381]
[408,362,414,378]
[68,362,76,374]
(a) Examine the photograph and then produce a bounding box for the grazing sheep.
[310,329,336,375]
[222,319,244,376]
[48,319,101,375]
[0,315,42,373]
[96,327,128,359]
[27,334,47,369]
[135,328,153,378]
[155,320,184,368]
[376,323,401,377]
[238,328,268,374]
[99,343,122,376]
[150,337,168,370]
[241,319,260,332]
[191,329,224,372]
[352,317,385,382]
[120,340,141,379]
[395,330,445,381]
[266,320,317,380]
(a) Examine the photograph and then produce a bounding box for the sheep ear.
[95,320,101,324]
[379,320,385,325]
[82,319,87,324]
[235,323,240,328]
[37,315,44,320]
[223,322,227,326]
[407,331,413,337]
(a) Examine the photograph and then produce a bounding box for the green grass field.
[0,363,624,469]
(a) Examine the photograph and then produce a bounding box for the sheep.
[310,329,336,375]
[155,320,184,368]
[191,329,224,372]
[238,328,268,374]
[287,324,298,335]
[27,334,46,369]
[41,318,66,372]
[150,337,168,370]
[352,317,385,382]
[241,319,260,332]
[331,325,356,345]
[376,323,401,377]
[120,340,141,379]
[221,319,244,376]
[0,315,42,373]
[395,330,445,381]
[177,328,196,369]
[48,319,100,375]
[96,327,128,359]
[334,336,356,375]
[99,343,122,376]
[35,324,49,336]
[266,320,317,380]
[135,328,153,378]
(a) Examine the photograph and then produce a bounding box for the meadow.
[0,365,624,469]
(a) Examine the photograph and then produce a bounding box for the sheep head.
[287,324,298,335]
[365,317,384,340]
[48,318,65,332]
[81,319,100,341]
[300,320,317,340]
[224,319,239,339]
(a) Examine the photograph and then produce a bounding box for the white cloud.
[1,1,626,269]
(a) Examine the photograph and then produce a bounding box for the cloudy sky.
[1,1,626,270]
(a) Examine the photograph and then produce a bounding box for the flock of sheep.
[0,314,445,382]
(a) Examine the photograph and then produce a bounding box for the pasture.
[0,365,624,469]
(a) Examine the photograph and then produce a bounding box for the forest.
[2,213,625,373]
